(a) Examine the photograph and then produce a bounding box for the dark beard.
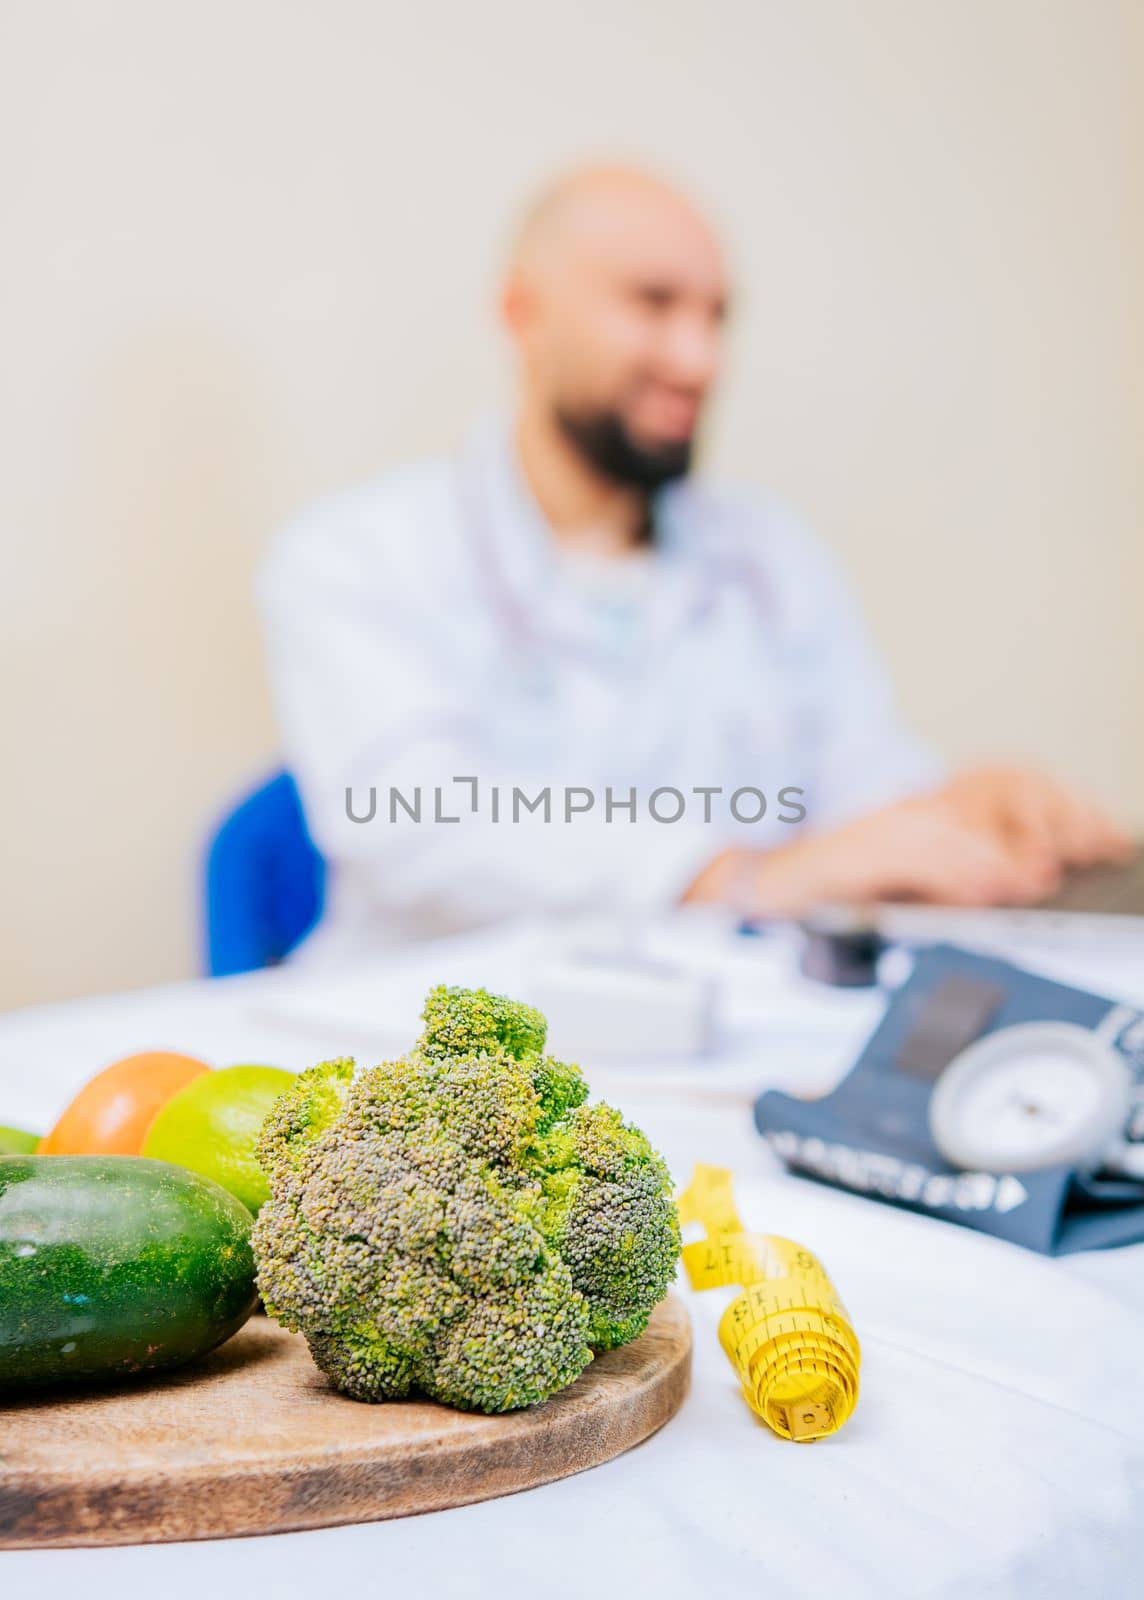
[554,405,693,493]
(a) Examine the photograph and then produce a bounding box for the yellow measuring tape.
[677,1163,861,1441]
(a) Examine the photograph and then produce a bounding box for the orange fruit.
[141,1064,295,1214]
[38,1051,211,1156]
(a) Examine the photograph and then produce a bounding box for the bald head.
[511,165,722,276]
[503,165,729,490]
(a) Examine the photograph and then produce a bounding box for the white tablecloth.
[3,920,1143,1599]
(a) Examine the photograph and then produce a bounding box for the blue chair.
[204,772,326,976]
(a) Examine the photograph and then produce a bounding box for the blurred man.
[259,165,1129,957]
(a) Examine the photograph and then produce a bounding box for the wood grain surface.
[0,1294,691,1548]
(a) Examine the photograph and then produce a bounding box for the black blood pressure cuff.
[754,945,1144,1254]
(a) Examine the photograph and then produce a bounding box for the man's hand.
[939,765,1133,873]
[684,768,1133,917]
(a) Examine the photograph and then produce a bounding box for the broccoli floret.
[418,984,547,1062]
[529,1105,681,1349]
[417,984,587,1130]
[257,1056,355,1175]
[253,986,679,1412]
[529,1053,590,1130]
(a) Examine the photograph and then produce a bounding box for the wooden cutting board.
[0,1295,690,1548]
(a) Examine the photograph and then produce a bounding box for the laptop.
[1038,851,1144,915]
[872,848,1144,946]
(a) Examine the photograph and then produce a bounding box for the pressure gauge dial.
[928,1021,1132,1174]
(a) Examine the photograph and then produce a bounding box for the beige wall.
[2,0,1141,1008]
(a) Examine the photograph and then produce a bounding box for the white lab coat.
[257,422,938,959]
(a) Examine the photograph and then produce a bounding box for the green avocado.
[0,1154,258,1388]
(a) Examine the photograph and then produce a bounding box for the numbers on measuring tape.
[678,1164,860,1442]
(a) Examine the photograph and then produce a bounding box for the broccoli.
[528,1104,681,1350]
[252,985,680,1412]
[418,983,548,1064]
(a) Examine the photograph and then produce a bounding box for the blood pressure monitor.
[757,946,1144,1250]
[928,1021,1134,1175]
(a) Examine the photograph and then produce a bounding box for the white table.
[3,917,1143,1599]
